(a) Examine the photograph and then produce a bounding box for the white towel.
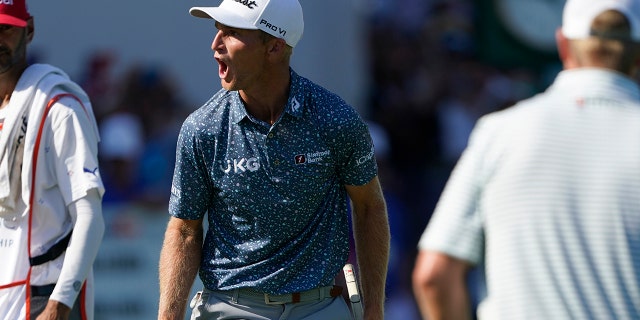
[0,67,42,216]
[0,115,26,216]
[0,64,98,218]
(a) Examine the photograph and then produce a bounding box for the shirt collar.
[285,68,305,118]
[229,68,305,124]
[551,68,640,101]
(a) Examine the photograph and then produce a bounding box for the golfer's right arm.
[158,217,204,320]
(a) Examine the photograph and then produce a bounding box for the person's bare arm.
[158,217,204,320]
[412,250,473,320]
[346,176,390,320]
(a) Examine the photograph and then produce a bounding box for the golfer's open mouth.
[216,57,228,79]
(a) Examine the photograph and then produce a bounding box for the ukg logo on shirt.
[221,157,261,174]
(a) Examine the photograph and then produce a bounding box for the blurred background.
[28,0,573,319]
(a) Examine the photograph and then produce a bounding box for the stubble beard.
[0,29,27,75]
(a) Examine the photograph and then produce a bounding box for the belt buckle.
[264,293,289,305]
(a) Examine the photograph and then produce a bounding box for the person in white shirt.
[0,1,104,319]
[412,0,640,319]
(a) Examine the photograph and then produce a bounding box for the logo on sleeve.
[356,147,375,166]
[83,167,99,176]
[171,184,181,197]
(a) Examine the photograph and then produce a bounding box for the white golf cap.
[562,0,640,41]
[190,0,304,47]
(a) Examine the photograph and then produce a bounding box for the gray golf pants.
[190,287,352,320]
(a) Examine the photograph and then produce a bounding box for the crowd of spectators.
[76,52,190,210]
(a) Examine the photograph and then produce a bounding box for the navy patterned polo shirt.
[169,69,378,294]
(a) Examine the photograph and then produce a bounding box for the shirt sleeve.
[168,116,212,220]
[47,95,104,204]
[334,108,378,186]
[417,116,497,265]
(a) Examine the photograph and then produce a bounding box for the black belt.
[29,231,72,266]
[27,231,73,298]
[31,284,56,297]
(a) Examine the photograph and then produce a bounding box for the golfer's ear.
[266,38,289,62]
[556,28,568,62]
[268,38,286,54]
[26,17,34,42]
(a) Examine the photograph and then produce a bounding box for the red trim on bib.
[80,281,87,320]
[25,93,86,319]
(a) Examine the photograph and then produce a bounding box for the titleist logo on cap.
[234,0,258,9]
[0,0,14,5]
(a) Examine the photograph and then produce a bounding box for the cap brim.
[189,7,258,30]
[0,15,27,27]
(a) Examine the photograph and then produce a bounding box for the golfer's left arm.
[346,176,390,320]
